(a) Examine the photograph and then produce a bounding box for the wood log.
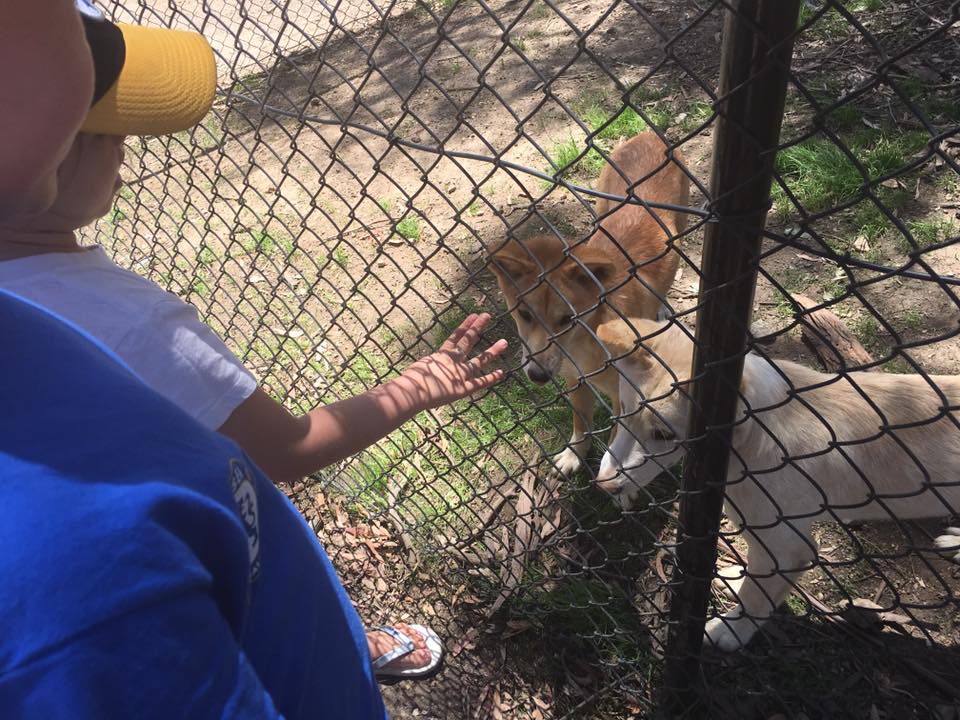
[791,294,876,372]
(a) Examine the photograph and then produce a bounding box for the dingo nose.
[526,365,552,384]
[595,468,622,494]
[596,467,616,483]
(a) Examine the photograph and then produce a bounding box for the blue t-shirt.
[0,290,387,719]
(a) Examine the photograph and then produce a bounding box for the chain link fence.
[85,0,960,716]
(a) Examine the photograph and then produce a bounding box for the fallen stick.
[452,484,519,550]
[384,474,419,570]
[791,293,876,372]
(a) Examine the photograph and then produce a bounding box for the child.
[3,2,387,717]
[0,11,508,685]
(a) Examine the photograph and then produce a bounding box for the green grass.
[677,100,715,133]
[900,308,923,332]
[583,104,647,142]
[551,136,582,169]
[848,0,884,10]
[895,76,960,126]
[527,0,552,19]
[314,351,410,499]
[903,218,958,253]
[810,97,861,132]
[544,105,650,183]
[190,275,210,298]
[197,243,218,266]
[771,288,797,321]
[778,267,816,293]
[771,266,854,314]
[797,2,823,28]
[784,593,810,616]
[773,131,927,214]
[852,200,890,241]
[881,355,913,374]
[393,215,421,242]
[630,84,671,104]
[512,572,654,660]
[798,1,884,39]
[852,313,883,354]
[546,136,606,180]
[820,275,847,302]
[492,469,676,701]
[170,112,222,152]
[227,70,266,98]
[332,247,350,268]
[237,228,294,256]
[936,170,959,194]
[102,206,127,229]
[844,213,960,257]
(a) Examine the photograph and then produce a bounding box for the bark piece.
[792,294,876,372]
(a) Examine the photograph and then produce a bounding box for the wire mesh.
[83,0,960,717]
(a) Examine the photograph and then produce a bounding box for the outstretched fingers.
[464,367,506,393]
[449,313,491,354]
[441,315,472,350]
[432,312,509,396]
[469,338,508,368]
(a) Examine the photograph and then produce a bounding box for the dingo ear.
[596,318,664,370]
[487,240,537,281]
[566,246,617,289]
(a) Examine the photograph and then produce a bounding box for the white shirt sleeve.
[116,298,258,430]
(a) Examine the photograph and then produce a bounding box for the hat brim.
[80,23,216,136]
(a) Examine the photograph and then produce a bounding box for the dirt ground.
[91,0,960,717]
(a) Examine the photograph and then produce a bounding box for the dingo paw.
[548,447,584,478]
[712,565,746,602]
[704,611,761,652]
[934,527,960,562]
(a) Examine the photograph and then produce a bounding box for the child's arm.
[218,313,508,484]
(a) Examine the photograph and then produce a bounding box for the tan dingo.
[488,132,690,476]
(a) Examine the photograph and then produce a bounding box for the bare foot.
[367,623,432,671]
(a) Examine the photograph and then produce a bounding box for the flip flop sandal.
[370,624,445,685]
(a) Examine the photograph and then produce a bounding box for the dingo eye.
[653,426,675,442]
[559,314,574,327]
[517,309,533,323]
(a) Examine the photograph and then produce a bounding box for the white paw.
[934,527,960,561]
[712,565,746,602]
[703,610,761,652]
[548,447,584,478]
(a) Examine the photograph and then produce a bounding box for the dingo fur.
[595,317,960,651]
[487,132,689,476]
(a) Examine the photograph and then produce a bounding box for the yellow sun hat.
[77,1,216,136]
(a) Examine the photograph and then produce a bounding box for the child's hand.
[399,313,508,411]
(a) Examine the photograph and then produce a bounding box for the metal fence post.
[661,0,802,714]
